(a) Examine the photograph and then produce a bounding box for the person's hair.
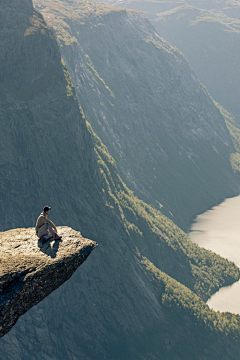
[43,206,51,212]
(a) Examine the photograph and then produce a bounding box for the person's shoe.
[54,234,62,241]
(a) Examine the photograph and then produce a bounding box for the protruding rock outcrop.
[0,227,97,338]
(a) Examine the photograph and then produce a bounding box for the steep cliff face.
[0,0,100,232]
[1,1,240,359]
[94,0,240,125]
[152,2,240,124]
[0,227,97,338]
[35,0,239,230]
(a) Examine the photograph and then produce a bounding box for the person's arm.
[46,218,57,232]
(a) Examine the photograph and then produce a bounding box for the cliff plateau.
[0,227,97,338]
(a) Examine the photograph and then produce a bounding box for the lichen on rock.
[0,227,97,338]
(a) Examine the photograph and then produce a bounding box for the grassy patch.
[61,59,77,99]
[144,38,162,50]
[24,13,49,37]
[85,55,115,99]
[214,101,240,174]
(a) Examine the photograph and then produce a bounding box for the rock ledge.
[0,226,97,338]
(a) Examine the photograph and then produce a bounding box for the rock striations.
[0,227,97,338]
[0,0,100,231]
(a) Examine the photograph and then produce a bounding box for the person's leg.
[37,224,48,239]
[47,224,55,238]
[47,225,62,240]
[44,225,62,240]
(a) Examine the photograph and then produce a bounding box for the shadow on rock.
[38,238,62,258]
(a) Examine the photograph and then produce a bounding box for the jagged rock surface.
[0,227,97,338]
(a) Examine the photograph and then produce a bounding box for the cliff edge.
[0,227,97,338]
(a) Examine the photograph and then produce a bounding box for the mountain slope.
[92,0,240,124]
[88,122,239,300]
[1,1,240,359]
[152,3,240,123]
[34,0,240,230]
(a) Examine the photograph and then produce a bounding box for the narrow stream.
[188,195,240,314]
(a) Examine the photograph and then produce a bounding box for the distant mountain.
[94,0,239,13]
[34,0,239,230]
[92,0,240,125]
[152,3,240,124]
[1,0,240,359]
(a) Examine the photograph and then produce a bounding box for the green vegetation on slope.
[34,0,124,46]
[155,4,240,33]
[86,121,239,301]
[214,101,240,174]
[61,59,78,99]
[143,257,240,340]
[85,54,115,99]
[86,117,240,340]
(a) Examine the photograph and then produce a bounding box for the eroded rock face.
[0,0,101,232]
[0,227,97,338]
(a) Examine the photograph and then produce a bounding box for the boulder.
[0,226,97,338]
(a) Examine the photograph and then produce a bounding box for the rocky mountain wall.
[0,1,100,233]
[151,3,240,124]
[35,0,240,230]
[92,0,240,125]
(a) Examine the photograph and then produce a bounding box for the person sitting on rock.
[36,206,61,241]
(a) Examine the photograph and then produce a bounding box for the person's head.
[43,205,51,215]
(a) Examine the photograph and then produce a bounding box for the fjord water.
[188,195,240,314]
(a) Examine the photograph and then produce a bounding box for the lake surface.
[188,195,240,314]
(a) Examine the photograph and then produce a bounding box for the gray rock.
[0,227,97,338]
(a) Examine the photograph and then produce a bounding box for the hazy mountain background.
[92,0,240,125]
[1,0,240,359]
